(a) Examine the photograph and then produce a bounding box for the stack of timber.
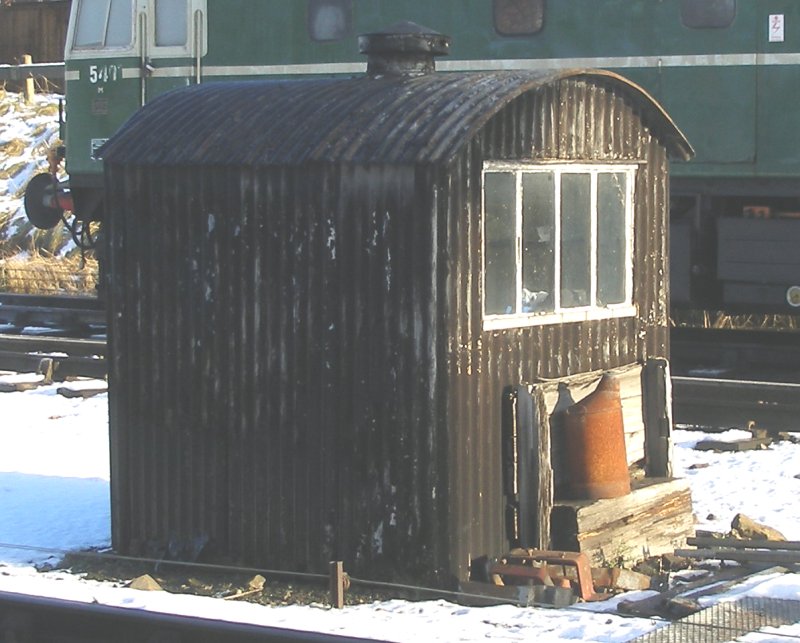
[676,536,800,567]
[551,477,694,565]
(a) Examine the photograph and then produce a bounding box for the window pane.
[155,0,187,46]
[74,0,111,48]
[308,0,353,42]
[521,172,555,314]
[485,172,517,315]
[680,0,735,28]
[493,0,545,36]
[560,174,591,308]
[106,0,133,47]
[597,173,627,306]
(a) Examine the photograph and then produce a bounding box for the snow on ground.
[673,428,800,540]
[0,90,62,242]
[1,381,800,641]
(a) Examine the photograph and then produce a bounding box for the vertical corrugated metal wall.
[107,161,450,581]
[106,75,671,585]
[443,78,670,580]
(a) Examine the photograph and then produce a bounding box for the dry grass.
[0,138,26,157]
[0,161,27,182]
[672,309,799,331]
[0,250,98,295]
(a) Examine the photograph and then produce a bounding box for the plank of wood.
[694,437,772,452]
[688,537,800,551]
[676,548,800,565]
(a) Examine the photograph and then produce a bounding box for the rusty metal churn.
[563,374,631,500]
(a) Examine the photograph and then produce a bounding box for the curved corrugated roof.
[100,69,693,166]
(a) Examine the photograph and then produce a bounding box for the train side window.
[154,0,188,47]
[493,0,545,36]
[680,0,736,29]
[73,0,133,49]
[483,164,636,329]
[308,0,353,42]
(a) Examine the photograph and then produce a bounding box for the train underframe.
[670,177,800,400]
[670,177,800,320]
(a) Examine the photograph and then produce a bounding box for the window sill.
[483,304,637,331]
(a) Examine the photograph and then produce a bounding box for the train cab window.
[73,0,133,49]
[483,164,635,329]
[493,0,545,36]
[308,0,353,42]
[680,0,736,29]
[154,0,188,47]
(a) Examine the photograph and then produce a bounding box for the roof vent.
[358,21,450,78]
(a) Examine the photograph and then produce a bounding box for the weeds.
[0,249,98,295]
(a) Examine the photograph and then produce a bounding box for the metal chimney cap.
[359,21,450,77]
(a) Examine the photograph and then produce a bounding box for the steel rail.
[0,589,388,643]
[672,375,800,432]
[0,293,105,332]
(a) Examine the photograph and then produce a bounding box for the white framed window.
[482,162,637,330]
[72,0,135,50]
[148,0,207,58]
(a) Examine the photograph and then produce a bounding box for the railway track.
[671,326,800,432]
[1,294,798,430]
[0,293,106,380]
[0,293,105,335]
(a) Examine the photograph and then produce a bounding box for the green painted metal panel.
[65,57,140,182]
[756,0,800,175]
[60,0,800,186]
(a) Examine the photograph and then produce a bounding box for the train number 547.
[88,64,120,84]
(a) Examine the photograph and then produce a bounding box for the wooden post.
[642,358,672,477]
[329,561,345,609]
[505,385,552,551]
[23,54,35,104]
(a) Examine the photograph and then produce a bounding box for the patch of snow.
[0,387,799,639]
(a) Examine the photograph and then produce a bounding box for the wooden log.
[551,477,694,565]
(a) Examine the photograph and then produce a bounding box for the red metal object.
[564,374,631,500]
[54,189,74,213]
[490,549,602,602]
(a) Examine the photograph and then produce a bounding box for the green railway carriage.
[30,0,800,312]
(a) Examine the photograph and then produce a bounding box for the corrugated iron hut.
[100,23,693,586]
